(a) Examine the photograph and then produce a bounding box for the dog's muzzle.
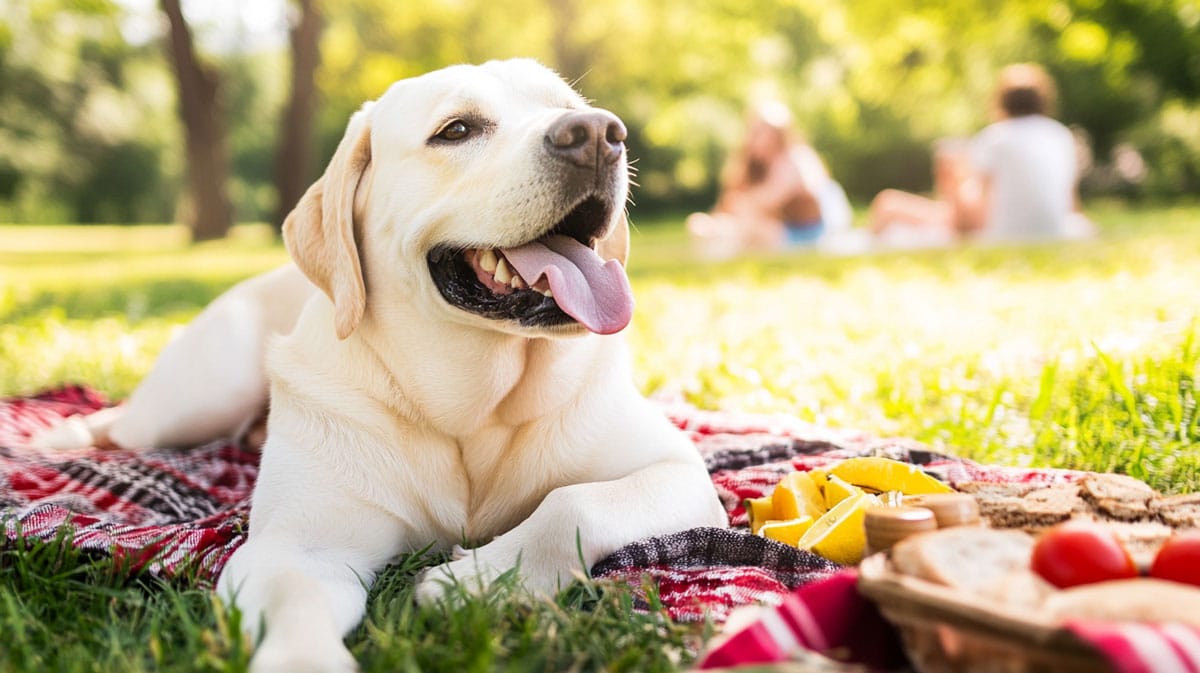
[426,194,632,334]
[426,108,633,334]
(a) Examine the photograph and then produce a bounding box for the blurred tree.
[274,0,322,229]
[807,0,1200,200]
[0,0,177,224]
[1072,0,1200,102]
[313,0,825,211]
[160,0,234,241]
[549,0,588,83]
[2,0,1199,222]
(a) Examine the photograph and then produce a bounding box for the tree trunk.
[273,0,323,230]
[160,0,233,242]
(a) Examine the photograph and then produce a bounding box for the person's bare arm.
[953,173,989,234]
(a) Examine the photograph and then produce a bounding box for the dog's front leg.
[416,459,726,602]
[217,507,403,673]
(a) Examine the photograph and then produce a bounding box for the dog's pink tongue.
[501,235,633,334]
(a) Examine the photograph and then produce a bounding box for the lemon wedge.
[759,516,815,546]
[823,474,863,509]
[797,492,879,565]
[829,457,953,495]
[808,469,828,493]
[771,471,825,519]
[743,496,775,534]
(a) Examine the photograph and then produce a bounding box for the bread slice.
[1153,492,1200,529]
[1104,520,1176,569]
[1079,473,1156,521]
[890,527,1035,592]
[957,482,1084,531]
[973,567,1057,610]
[1015,485,1086,529]
[955,481,1037,499]
[1044,578,1200,626]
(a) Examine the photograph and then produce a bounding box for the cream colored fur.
[31,59,726,673]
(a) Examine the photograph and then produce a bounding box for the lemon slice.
[759,516,815,546]
[771,472,825,520]
[743,496,775,534]
[823,474,863,509]
[829,457,954,495]
[807,469,828,492]
[797,492,879,565]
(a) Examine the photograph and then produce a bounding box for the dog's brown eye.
[435,120,471,142]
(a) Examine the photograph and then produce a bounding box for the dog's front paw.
[26,415,97,450]
[251,636,358,673]
[414,540,581,604]
[414,554,502,605]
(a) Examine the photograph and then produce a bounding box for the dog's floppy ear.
[597,210,631,266]
[284,104,373,340]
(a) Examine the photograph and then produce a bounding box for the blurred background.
[2,0,1198,239]
[2,0,1198,497]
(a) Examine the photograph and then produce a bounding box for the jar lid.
[904,493,980,528]
[865,506,937,553]
[865,505,938,533]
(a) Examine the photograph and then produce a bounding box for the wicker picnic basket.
[857,553,1112,673]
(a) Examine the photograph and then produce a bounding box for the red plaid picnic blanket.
[7,386,1190,667]
[0,386,972,602]
[6,386,1195,672]
[0,386,254,576]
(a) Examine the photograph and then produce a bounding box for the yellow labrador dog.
[34,59,726,672]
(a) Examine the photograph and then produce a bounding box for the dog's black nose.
[545,110,626,169]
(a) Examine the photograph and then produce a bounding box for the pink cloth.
[1069,621,1200,673]
[698,570,904,670]
[699,573,1200,672]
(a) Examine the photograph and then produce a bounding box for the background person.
[688,102,851,258]
[870,63,1094,245]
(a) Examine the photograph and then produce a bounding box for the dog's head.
[284,59,633,340]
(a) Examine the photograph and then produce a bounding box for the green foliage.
[4,1,1199,223]
[0,0,179,224]
[799,0,1200,198]
[1071,0,1200,101]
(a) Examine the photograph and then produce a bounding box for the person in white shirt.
[869,63,1093,244]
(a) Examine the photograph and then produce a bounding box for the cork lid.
[865,506,938,552]
[905,493,981,528]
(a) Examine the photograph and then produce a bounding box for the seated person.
[688,102,851,257]
[870,63,1093,244]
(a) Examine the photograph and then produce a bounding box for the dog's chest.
[358,327,610,541]
[452,420,573,542]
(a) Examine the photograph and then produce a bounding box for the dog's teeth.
[494,258,512,284]
[540,288,553,298]
[511,275,527,290]
[480,249,498,273]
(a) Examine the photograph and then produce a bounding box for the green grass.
[622,204,1200,493]
[2,205,1199,671]
[0,532,697,673]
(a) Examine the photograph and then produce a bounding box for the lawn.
[2,205,1198,671]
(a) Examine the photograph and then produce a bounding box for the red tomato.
[1031,520,1138,588]
[1150,531,1200,587]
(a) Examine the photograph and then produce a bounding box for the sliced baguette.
[891,526,1036,592]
